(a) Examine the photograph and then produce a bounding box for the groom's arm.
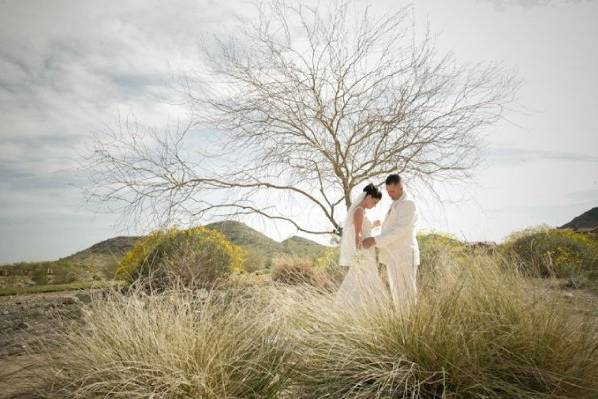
[375,200,416,247]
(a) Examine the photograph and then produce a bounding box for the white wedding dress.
[335,199,388,308]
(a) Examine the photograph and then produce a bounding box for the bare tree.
[86,1,518,237]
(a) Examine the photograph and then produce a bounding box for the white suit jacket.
[376,191,420,267]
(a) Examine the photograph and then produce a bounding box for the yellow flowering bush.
[315,246,340,269]
[115,229,172,281]
[499,226,598,279]
[117,226,244,288]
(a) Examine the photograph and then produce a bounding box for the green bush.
[315,246,340,269]
[117,226,244,289]
[239,247,268,273]
[499,226,598,279]
[2,260,87,286]
[417,232,467,281]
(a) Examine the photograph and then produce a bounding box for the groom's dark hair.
[385,174,401,185]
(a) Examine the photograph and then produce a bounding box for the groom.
[362,174,420,310]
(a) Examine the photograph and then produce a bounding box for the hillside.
[206,221,284,256]
[207,220,328,260]
[282,236,328,259]
[61,236,142,270]
[560,207,598,231]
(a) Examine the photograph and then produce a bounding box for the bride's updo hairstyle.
[363,183,382,199]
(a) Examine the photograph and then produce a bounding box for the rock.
[563,292,574,299]
[561,278,581,290]
[465,241,497,250]
[75,292,92,304]
[17,321,30,329]
[60,296,80,305]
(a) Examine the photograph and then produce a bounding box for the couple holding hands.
[336,174,420,311]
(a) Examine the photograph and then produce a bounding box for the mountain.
[206,221,284,256]
[207,220,328,261]
[560,207,598,232]
[282,236,328,259]
[61,236,142,270]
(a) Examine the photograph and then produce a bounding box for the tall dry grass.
[30,252,598,398]
[281,255,598,398]
[33,287,293,398]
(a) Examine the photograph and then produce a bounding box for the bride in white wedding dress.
[335,183,388,308]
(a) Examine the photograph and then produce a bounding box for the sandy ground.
[0,291,94,399]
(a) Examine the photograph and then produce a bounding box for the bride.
[335,183,388,308]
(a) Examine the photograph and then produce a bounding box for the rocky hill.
[61,236,142,270]
[208,220,328,259]
[282,235,328,259]
[560,207,598,232]
[206,221,284,256]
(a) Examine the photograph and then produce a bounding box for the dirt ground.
[0,291,94,399]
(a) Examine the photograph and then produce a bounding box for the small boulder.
[75,292,92,304]
[60,296,80,305]
[17,321,30,329]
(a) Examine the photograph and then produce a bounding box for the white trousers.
[383,253,418,312]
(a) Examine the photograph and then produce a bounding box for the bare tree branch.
[85,0,519,237]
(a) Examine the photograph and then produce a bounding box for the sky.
[0,0,597,263]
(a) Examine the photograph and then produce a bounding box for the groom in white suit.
[362,174,420,310]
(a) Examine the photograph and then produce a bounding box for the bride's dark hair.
[363,183,382,199]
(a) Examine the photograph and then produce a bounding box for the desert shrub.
[417,232,467,282]
[239,247,268,272]
[1,260,92,288]
[418,232,466,261]
[115,229,170,280]
[313,246,345,286]
[223,270,273,289]
[283,254,598,398]
[271,256,316,285]
[48,261,79,284]
[30,266,49,285]
[499,226,598,279]
[315,246,340,269]
[35,288,294,398]
[271,255,345,291]
[117,226,244,289]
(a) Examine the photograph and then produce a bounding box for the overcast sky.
[1,0,597,263]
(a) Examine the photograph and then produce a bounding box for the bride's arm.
[353,207,364,249]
